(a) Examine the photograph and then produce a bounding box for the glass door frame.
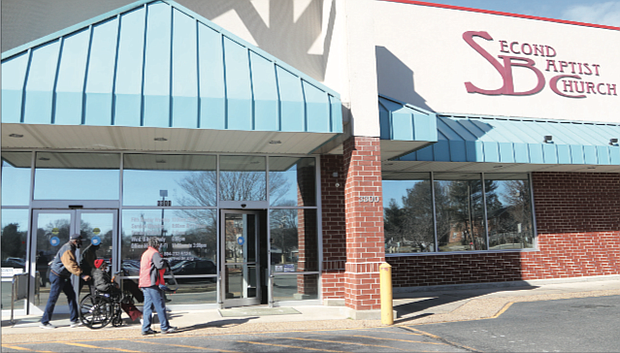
[219,209,261,308]
[29,208,118,314]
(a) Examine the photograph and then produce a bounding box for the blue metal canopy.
[378,95,438,160]
[396,114,620,168]
[1,0,341,139]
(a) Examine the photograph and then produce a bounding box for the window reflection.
[383,177,434,253]
[2,152,32,206]
[1,209,29,310]
[270,209,317,272]
[383,173,535,254]
[34,152,120,200]
[120,209,217,281]
[272,274,318,301]
[435,176,486,251]
[123,154,216,206]
[269,157,316,206]
[220,155,266,201]
[486,176,534,249]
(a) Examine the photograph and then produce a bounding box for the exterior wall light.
[544,135,553,143]
[610,138,618,145]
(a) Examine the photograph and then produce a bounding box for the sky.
[416,0,620,27]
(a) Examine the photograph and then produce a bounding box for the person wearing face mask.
[39,233,91,329]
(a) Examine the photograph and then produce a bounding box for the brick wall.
[387,172,620,287]
[320,154,347,299]
[342,136,385,310]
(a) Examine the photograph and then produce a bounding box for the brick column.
[321,155,347,300]
[343,136,385,311]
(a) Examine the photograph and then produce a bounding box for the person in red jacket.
[138,238,177,335]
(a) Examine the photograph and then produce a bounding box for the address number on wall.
[359,196,380,203]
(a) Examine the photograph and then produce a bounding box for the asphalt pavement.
[2,275,620,352]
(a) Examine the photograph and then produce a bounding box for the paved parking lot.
[3,295,620,352]
[3,279,620,352]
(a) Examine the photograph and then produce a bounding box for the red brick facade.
[386,172,620,287]
[320,154,347,299]
[321,170,620,300]
[319,137,386,309]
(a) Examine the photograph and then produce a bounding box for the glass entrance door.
[221,210,260,307]
[31,209,117,313]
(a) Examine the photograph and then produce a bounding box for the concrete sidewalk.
[3,276,620,344]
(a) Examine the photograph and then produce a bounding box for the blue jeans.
[141,286,170,332]
[41,271,78,324]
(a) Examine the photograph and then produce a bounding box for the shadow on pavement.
[179,317,257,332]
[392,283,540,324]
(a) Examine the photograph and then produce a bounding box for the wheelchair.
[78,272,139,329]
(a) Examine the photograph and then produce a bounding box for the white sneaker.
[70,321,83,328]
[39,322,56,329]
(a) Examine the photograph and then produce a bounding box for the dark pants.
[41,271,78,324]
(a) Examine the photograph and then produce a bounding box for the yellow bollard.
[380,262,393,325]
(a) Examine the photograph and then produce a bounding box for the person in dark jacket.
[79,243,99,293]
[139,237,177,335]
[92,259,119,293]
[40,233,91,329]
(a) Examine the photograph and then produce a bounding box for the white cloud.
[561,1,620,26]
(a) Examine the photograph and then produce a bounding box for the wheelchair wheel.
[79,294,113,329]
[111,304,124,327]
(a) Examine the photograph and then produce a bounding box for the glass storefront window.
[272,274,318,301]
[2,152,32,206]
[220,155,266,201]
[123,154,217,206]
[120,209,217,280]
[383,173,535,255]
[383,174,435,253]
[270,209,318,272]
[485,174,534,249]
[269,157,316,207]
[435,174,487,251]
[34,152,120,200]
[1,209,29,310]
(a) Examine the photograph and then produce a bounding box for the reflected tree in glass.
[176,171,289,204]
[436,179,497,251]
[487,179,533,249]
[270,206,299,265]
[384,180,435,253]
[1,223,27,260]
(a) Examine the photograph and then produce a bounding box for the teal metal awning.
[1,0,342,154]
[378,95,437,160]
[389,114,620,173]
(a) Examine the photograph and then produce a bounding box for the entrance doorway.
[31,209,117,313]
[220,210,267,308]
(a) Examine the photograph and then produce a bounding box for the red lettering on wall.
[498,55,545,95]
[550,75,586,98]
[463,31,507,95]
[463,31,545,96]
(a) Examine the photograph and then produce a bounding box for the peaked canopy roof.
[1,0,342,155]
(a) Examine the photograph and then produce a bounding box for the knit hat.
[70,233,83,240]
[94,259,105,269]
